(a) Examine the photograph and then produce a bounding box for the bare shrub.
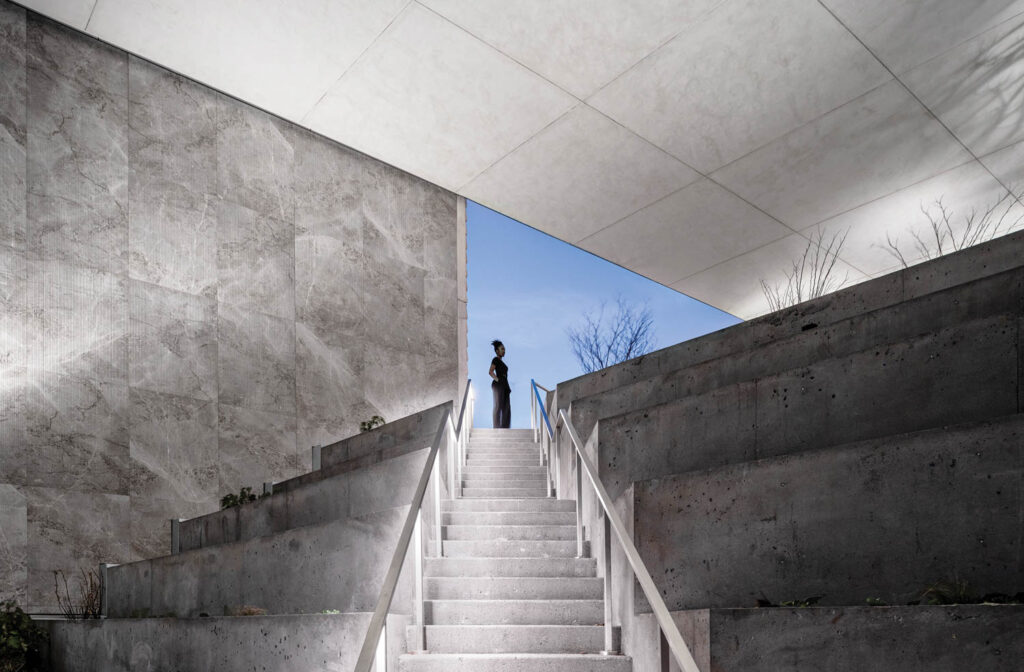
[53,568,101,620]
[760,228,850,313]
[882,192,1024,268]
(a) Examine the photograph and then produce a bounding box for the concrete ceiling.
[22,0,1024,318]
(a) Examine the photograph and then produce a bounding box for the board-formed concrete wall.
[0,2,461,612]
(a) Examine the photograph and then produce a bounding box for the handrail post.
[531,383,537,442]
[575,452,584,557]
[601,511,617,654]
[433,457,443,557]
[413,512,426,652]
[545,431,552,498]
[375,622,387,672]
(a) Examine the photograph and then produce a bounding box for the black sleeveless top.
[492,356,509,391]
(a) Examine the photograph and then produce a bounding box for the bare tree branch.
[760,227,850,313]
[882,192,1024,267]
[567,297,656,374]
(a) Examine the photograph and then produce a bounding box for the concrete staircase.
[400,428,631,671]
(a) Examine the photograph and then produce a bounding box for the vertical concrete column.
[169,519,181,555]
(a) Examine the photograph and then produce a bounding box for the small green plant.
[0,600,48,672]
[321,609,341,614]
[360,415,386,432]
[54,568,101,620]
[225,605,267,616]
[921,577,972,605]
[866,597,888,606]
[220,486,269,509]
[779,595,822,608]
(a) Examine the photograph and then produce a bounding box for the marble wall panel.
[127,56,217,214]
[217,403,300,493]
[217,304,296,416]
[128,280,217,402]
[25,16,127,274]
[23,371,129,494]
[23,486,131,611]
[0,485,27,603]
[362,342,428,422]
[127,196,218,298]
[0,3,26,250]
[0,244,26,373]
[294,232,365,343]
[295,323,366,451]
[216,101,294,222]
[361,255,426,351]
[128,387,218,505]
[0,245,28,484]
[216,200,295,320]
[23,260,127,384]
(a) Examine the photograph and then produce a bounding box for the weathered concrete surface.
[597,311,1019,498]
[107,506,414,618]
[318,401,449,472]
[557,228,1024,408]
[633,413,1024,611]
[627,606,1024,672]
[178,446,430,552]
[48,612,410,672]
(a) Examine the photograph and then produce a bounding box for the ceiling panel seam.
[83,0,99,31]
[814,0,1024,212]
[300,0,416,125]
[576,0,732,102]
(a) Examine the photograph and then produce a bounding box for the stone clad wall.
[0,3,460,612]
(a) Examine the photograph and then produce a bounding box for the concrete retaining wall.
[178,443,436,553]
[557,228,1024,409]
[48,613,410,672]
[632,413,1024,611]
[596,308,1020,499]
[656,606,1022,672]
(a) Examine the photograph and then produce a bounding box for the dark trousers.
[492,382,511,428]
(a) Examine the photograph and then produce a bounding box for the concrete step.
[444,524,575,541]
[443,511,576,526]
[426,577,602,600]
[425,599,605,625]
[443,540,587,558]
[461,473,547,484]
[467,447,540,456]
[462,479,548,489]
[465,459,542,466]
[398,653,632,672]
[409,625,620,653]
[462,488,549,498]
[444,499,575,512]
[424,557,596,578]
[461,465,548,474]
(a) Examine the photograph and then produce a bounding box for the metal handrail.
[557,407,701,672]
[353,379,474,672]
[530,379,554,437]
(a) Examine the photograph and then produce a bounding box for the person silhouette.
[488,339,511,429]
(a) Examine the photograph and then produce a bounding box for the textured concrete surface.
[634,413,1024,611]
[178,443,432,553]
[106,506,414,618]
[630,606,1024,672]
[557,228,1024,410]
[48,612,410,672]
[0,5,459,611]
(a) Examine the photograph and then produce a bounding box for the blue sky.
[466,201,740,429]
